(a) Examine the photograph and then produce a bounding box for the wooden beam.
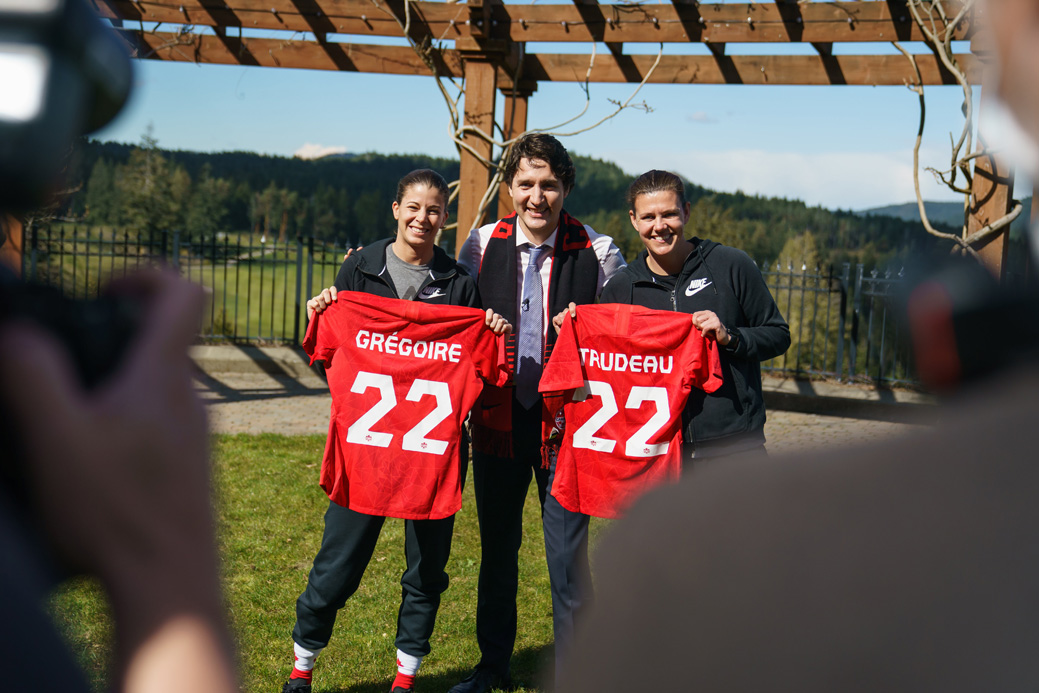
[497,87,532,220]
[128,30,463,75]
[501,1,974,43]
[457,58,497,249]
[126,31,982,86]
[94,0,973,44]
[519,52,981,86]
[91,0,468,41]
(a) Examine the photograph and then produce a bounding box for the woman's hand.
[691,310,733,345]
[306,286,338,322]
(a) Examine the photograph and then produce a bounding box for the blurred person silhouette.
[0,2,238,691]
[557,1,1039,690]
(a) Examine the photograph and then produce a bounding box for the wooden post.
[497,87,533,219]
[0,214,23,277]
[968,22,1015,282]
[456,57,497,253]
[968,129,1014,281]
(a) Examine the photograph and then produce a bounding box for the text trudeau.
[578,348,674,374]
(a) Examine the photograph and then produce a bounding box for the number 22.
[571,380,670,458]
[346,371,453,455]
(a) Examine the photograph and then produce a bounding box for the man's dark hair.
[503,134,576,195]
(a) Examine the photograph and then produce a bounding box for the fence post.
[835,263,849,381]
[848,263,864,380]
[27,223,38,281]
[305,235,315,335]
[294,235,304,345]
[170,230,181,271]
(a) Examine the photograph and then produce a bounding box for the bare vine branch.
[378,0,662,231]
[899,1,1022,264]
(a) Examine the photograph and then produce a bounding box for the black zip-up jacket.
[599,238,790,455]
[332,238,482,308]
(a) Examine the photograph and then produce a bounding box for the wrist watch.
[724,326,740,350]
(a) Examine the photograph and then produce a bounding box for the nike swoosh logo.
[685,280,712,297]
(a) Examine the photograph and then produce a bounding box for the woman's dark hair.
[396,169,450,205]
[627,170,687,211]
[502,134,576,194]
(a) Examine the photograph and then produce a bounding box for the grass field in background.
[49,434,612,693]
[29,226,345,343]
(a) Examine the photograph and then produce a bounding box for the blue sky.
[95,43,1028,212]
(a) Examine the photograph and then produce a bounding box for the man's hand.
[485,309,512,336]
[551,302,578,334]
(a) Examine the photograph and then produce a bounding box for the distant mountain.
[860,199,1032,238]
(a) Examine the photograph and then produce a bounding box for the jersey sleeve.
[470,321,511,388]
[302,299,345,365]
[539,313,586,394]
[685,333,724,394]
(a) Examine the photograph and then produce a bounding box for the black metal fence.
[23,225,918,385]
[760,261,914,385]
[23,225,351,345]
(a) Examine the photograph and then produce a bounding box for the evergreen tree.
[85,158,120,225]
[185,164,231,239]
[169,164,193,231]
[116,129,178,234]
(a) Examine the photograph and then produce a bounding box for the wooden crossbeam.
[126,30,982,86]
[128,29,462,73]
[93,0,972,44]
[522,51,980,85]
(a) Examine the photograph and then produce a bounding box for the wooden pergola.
[88,0,1014,276]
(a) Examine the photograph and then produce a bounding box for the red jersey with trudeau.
[539,304,723,518]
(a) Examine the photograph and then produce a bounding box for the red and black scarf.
[472,211,600,462]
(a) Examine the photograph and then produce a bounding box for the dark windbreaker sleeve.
[729,251,790,362]
[598,270,632,304]
[332,255,361,292]
[459,273,482,309]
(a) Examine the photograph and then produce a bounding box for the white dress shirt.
[457,218,627,341]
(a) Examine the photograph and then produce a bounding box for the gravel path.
[195,371,925,451]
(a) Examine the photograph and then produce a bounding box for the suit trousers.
[471,397,593,683]
[293,500,455,657]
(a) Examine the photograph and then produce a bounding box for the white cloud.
[607,147,966,210]
[688,111,718,124]
[294,143,348,160]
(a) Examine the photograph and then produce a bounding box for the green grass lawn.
[48,434,612,693]
[30,227,345,343]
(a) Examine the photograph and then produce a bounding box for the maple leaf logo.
[365,434,373,442]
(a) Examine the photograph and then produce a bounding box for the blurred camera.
[0,0,132,213]
[0,0,137,382]
[0,0,137,552]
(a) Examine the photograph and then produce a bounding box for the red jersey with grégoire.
[303,292,508,520]
[539,304,723,519]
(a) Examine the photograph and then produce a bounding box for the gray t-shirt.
[385,244,431,300]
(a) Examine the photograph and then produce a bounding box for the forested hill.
[67,138,955,268]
